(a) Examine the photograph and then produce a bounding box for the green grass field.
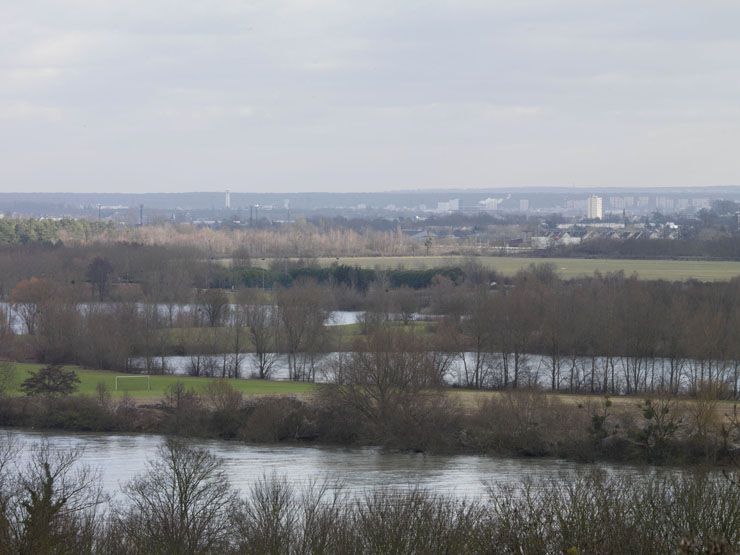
[4,363,315,399]
[247,255,740,282]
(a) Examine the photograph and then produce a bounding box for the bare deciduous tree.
[197,289,230,328]
[276,279,329,381]
[239,289,280,380]
[4,441,105,553]
[117,438,237,553]
[327,328,442,436]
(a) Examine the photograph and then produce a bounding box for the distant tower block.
[225,189,231,209]
[587,195,603,220]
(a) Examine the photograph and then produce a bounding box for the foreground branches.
[0,433,738,553]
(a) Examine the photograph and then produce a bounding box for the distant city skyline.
[2,1,740,193]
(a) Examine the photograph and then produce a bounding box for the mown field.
[4,363,315,399]
[246,255,740,281]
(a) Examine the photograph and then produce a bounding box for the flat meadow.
[243,255,740,281]
[4,363,315,399]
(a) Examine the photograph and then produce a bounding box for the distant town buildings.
[609,196,636,210]
[692,198,710,209]
[1,188,734,223]
[478,197,501,211]
[587,195,603,219]
[436,199,460,212]
[656,196,673,211]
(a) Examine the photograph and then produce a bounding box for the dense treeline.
[220,264,468,290]
[0,241,476,299]
[1,435,738,553]
[0,242,203,299]
[103,221,415,257]
[0,218,113,245]
[3,218,418,257]
[427,267,740,396]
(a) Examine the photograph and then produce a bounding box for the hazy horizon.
[2,1,740,193]
[3,184,740,197]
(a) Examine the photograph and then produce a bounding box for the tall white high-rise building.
[587,195,603,219]
[225,189,231,209]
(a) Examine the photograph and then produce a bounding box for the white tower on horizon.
[225,189,231,209]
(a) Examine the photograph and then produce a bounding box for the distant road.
[249,255,740,281]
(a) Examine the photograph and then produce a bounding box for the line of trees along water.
[430,267,740,397]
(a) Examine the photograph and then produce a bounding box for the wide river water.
[4,429,658,501]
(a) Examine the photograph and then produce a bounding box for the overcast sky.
[1,1,740,193]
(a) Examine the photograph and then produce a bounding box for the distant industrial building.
[587,195,603,219]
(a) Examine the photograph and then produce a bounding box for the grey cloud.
[1,0,740,192]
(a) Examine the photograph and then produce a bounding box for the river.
[4,429,650,501]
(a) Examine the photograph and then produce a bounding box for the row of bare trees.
[0,278,335,382]
[418,268,740,396]
[185,284,333,381]
[88,221,415,258]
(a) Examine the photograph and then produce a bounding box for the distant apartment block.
[478,197,500,211]
[655,196,674,211]
[437,199,460,212]
[519,199,529,211]
[692,198,710,209]
[566,199,587,210]
[587,195,603,219]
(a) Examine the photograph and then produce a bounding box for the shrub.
[239,397,312,443]
[20,365,80,397]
